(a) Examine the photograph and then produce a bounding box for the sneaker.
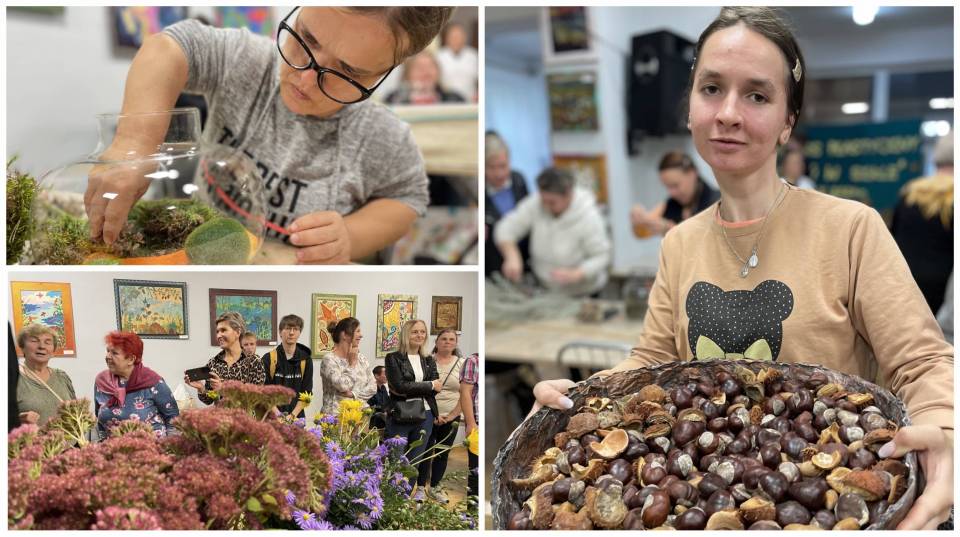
[430,489,450,504]
[412,488,427,502]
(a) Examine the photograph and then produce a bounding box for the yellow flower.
[465,428,479,455]
[298,391,313,404]
[338,399,364,426]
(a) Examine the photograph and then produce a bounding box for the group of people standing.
[13,313,479,501]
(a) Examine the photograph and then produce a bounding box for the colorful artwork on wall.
[554,154,609,203]
[215,7,275,38]
[10,282,76,357]
[547,72,599,132]
[376,294,418,358]
[311,293,357,356]
[430,296,463,335]
[209,288,277,346]
[112,6,187,49]
[114,279,188,339]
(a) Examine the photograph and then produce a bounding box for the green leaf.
[743,339,773,361]
[695,335,725,360]
[261,493,277,506]
[246,497,263,512]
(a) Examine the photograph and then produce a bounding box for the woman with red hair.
[94,331,179,439]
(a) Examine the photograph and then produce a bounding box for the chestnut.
[697,431,719,455]
[507,508,531,530]
[758,471,789,503]
[624,437,649,460]
[839,425,864,444]
[708,417,728,433]
[760,443,781,469]
[835,493,869,526]
[704,489,736,517]
[726,437,749,455]
[697,473,727,498]
[776,500,811,526]
[720,378,742,398]
[640,490,671,528]
[748,520,782,530]
[787,478,828,510]
[818,443,849,467]
[860,412,887,432]
[672,419,703,447]
[674,507,708,530]
[811,509,837,530]
[565,444,586,466]
[622,484,641,509]
[742,465,771,490]
[640,463,666,486]
[848,448,877,470]
[763,397,786,416]
[757,428,782,445]
[667,480,699,507]
[795,422,818,443]
[701,401,720,420]
[697,381,716,398]
[665,452,693,478]
[780,433,808,459]
[671,387,694,409]
[608,458,633,484]
[552,478,573,503]
[623,508,645,530]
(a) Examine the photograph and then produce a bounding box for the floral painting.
[209,289,277,346]
[311,294,357,356]
[10,281,76,357]
[114,280,188,339]
[376,294,418,358]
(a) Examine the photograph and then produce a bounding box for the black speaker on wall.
[627,30,696,154]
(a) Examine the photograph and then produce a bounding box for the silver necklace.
[718,180,789,278]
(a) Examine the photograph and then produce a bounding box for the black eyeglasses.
[276,7,395,105]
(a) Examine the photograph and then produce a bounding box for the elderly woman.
[320,317,376,415]
[16,324,77,425]
[417,328,464,503]
[186,311,266,405]
[384,50,466,105]
[94,331,178,438]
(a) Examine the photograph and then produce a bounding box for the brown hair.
[691,7,806,127]
[328,317,361,344]
[279,314,304,331]
[241,331,258,341]
[343,7,455,64]
[17,324,59,351]
[431,328,463,358]
[215,311,246,335]
[536,167,575,195]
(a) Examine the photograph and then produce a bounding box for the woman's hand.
[501,253,523,283]
[18,411,40,425]
[289,211,351,264]
[431,379,443,392]
[184,376,206,391]
[339,390,355,398]
[877,425,953,529]
[85,160,152,245]
[208,372,223,391]
[528,379,577,418]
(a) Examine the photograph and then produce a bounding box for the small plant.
[129,199,217,251]
[29,212,92,265]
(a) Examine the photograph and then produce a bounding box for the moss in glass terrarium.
[184,217,252,265]
[128,199,219,251]
[30,212,93,266]
[6,157,38,264]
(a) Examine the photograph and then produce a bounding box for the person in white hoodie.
[494,167,611,296]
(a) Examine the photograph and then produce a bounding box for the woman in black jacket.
[384,319,441,494]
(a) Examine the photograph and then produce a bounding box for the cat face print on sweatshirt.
[685,280,794,361]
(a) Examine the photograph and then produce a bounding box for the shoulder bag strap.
[19,365,65,403]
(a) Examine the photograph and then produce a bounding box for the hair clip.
[792,58,802,83]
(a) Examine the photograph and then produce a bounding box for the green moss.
[6,157,38,264]
[30,213,93,265]
[184,217,250,265]
[128,199,218,251]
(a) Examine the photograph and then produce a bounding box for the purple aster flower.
[384,436,407,449]
[293,509,319,530]
[285,490,297,507]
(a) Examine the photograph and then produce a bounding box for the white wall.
[10,269,478,418]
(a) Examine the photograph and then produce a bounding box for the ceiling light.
[852,5,878,26]
[841,102,870,114]
[921,120,951,138]
[929,98,955,110]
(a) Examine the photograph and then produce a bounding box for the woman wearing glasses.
[87,7,453,264]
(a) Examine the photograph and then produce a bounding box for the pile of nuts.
[506,365,910,530]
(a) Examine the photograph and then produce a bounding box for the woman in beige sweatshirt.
[531,7,952,529]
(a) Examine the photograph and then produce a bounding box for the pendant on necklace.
[740,264,750,278]
[748,250,759,269]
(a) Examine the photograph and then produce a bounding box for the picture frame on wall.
[547,72,599,132]
[111,6,187,50]
[554,153,609,204]
[114,279,188,339]
[10,281,77,357]
[311,293,358,356]
[376,294,418,358]
[209,288,278,347]
[541,6,596,64]
[430,296,463,335]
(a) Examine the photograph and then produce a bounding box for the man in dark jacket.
[367,365,389,429]
[485,130,530,277]
[262,314,313,418]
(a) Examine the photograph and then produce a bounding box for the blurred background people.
[495,167,611,295]
[891,132,954,314]
[630,151,720,236]
[16,324,77,426]
[436,22,478,102]
[780,143,816,189]
[385,51,465,105]
[485,131,530,277]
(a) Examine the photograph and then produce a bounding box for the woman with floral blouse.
[186,312,266,405]
[94,331,179,439]
[320,317,376,415]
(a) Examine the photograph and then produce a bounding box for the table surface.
[485,302,643,366]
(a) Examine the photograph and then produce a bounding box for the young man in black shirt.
[263,314,313,417]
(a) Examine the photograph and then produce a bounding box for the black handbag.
[389,398,427,424]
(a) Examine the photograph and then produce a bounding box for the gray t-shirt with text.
[165,21,429,243]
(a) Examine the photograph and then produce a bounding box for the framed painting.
[376,294,418,358]
[10,281,76,357]
[209,288,277,346]
[547,72,599,132]
[112,6,187,49]
[554,154,608,203]
[114,279,188,339]
[541,6,596,64]
[311,293,358,356]
[430,296,463,335]
[215,7,275,38]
